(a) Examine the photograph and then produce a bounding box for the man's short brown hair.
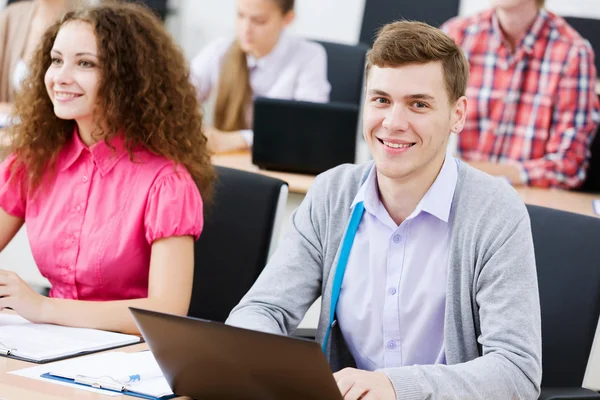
[536,0,545,8]
[365,20,469,104]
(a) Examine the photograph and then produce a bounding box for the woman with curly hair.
[0,1,214,334]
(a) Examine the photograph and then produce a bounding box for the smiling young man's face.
[363,62,466,184]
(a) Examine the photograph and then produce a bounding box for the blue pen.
[117,371,163,384]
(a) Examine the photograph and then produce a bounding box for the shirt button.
[392,235,401,244]
[75,205,81,212]
[82,176,88,183]
[388,288,397,295]
[387,340,396,349]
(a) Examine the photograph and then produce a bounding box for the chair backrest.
[563,17,600,74]
[123,0,170,21]
[188,166,288,322]
[359,0,460,46]
[579,101,600,193]
[527,205,600,387]
[315,41,369,106]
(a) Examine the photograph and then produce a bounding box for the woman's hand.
[0,269,47,323]
[0,102,13,115]
[204,126,248,153]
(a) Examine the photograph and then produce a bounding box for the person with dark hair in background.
[0,1,215,334]
[443,0,600,189]
[190,0,331,153]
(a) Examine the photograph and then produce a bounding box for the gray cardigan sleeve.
[225,176,325,335]
[381,202,542,400]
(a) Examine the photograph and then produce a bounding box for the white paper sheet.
[10,351,173,398]
[9,357,121,396]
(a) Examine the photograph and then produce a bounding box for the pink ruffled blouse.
[0,130,203,300]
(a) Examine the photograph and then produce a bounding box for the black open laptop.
[129,307,343,400]
[252,97,360,175]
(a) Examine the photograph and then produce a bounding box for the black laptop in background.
[129,307,344,400]
[252,97,360,175]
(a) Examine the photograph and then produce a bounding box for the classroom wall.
[173,0,600,59]
[174,0,366,60]
[1,0,599,58]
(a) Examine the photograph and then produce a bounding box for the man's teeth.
[382,140,414,149]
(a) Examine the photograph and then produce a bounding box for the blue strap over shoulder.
[321,201,365,353]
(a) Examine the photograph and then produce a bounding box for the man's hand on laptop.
[333,367,395,399]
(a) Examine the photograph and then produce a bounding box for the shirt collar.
[60,127,129,176]
[492,7,548,56]
[246,32,289,71]
[351,151,458,224]
[418,151,458,223]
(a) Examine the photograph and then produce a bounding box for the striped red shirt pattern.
[443,9,600,188]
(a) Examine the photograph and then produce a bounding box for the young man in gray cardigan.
[227,21,542,400]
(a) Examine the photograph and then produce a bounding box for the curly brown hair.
[6,1,214,201]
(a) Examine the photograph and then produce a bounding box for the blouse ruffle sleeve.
[0,154,27,218]
[144,170,204,244]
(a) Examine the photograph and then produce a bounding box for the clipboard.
[0,341,143,364]
[0,314,141,363]
[19,351,177,399]
[40,372,176,400]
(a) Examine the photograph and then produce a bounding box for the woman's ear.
[282,10,295,26]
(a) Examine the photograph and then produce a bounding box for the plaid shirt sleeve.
[519,42,600,189]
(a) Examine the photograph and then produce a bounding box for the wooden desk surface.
[212,151,600,218]
[212,151,315,193]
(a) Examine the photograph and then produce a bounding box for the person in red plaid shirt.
[442,0,600,188]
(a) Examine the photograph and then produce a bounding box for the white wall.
[173,0,600,60]
[173,0,366,60]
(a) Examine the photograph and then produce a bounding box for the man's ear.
[451,95,467,134]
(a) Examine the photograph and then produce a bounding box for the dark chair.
[565,18,600,193]
[579,112,600,193]
[316,41,369,107]
[123,0,171,22]
[564,17,600,76]
[358,0,460,46]
[527,205,600,399]
[187,166,288,323]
